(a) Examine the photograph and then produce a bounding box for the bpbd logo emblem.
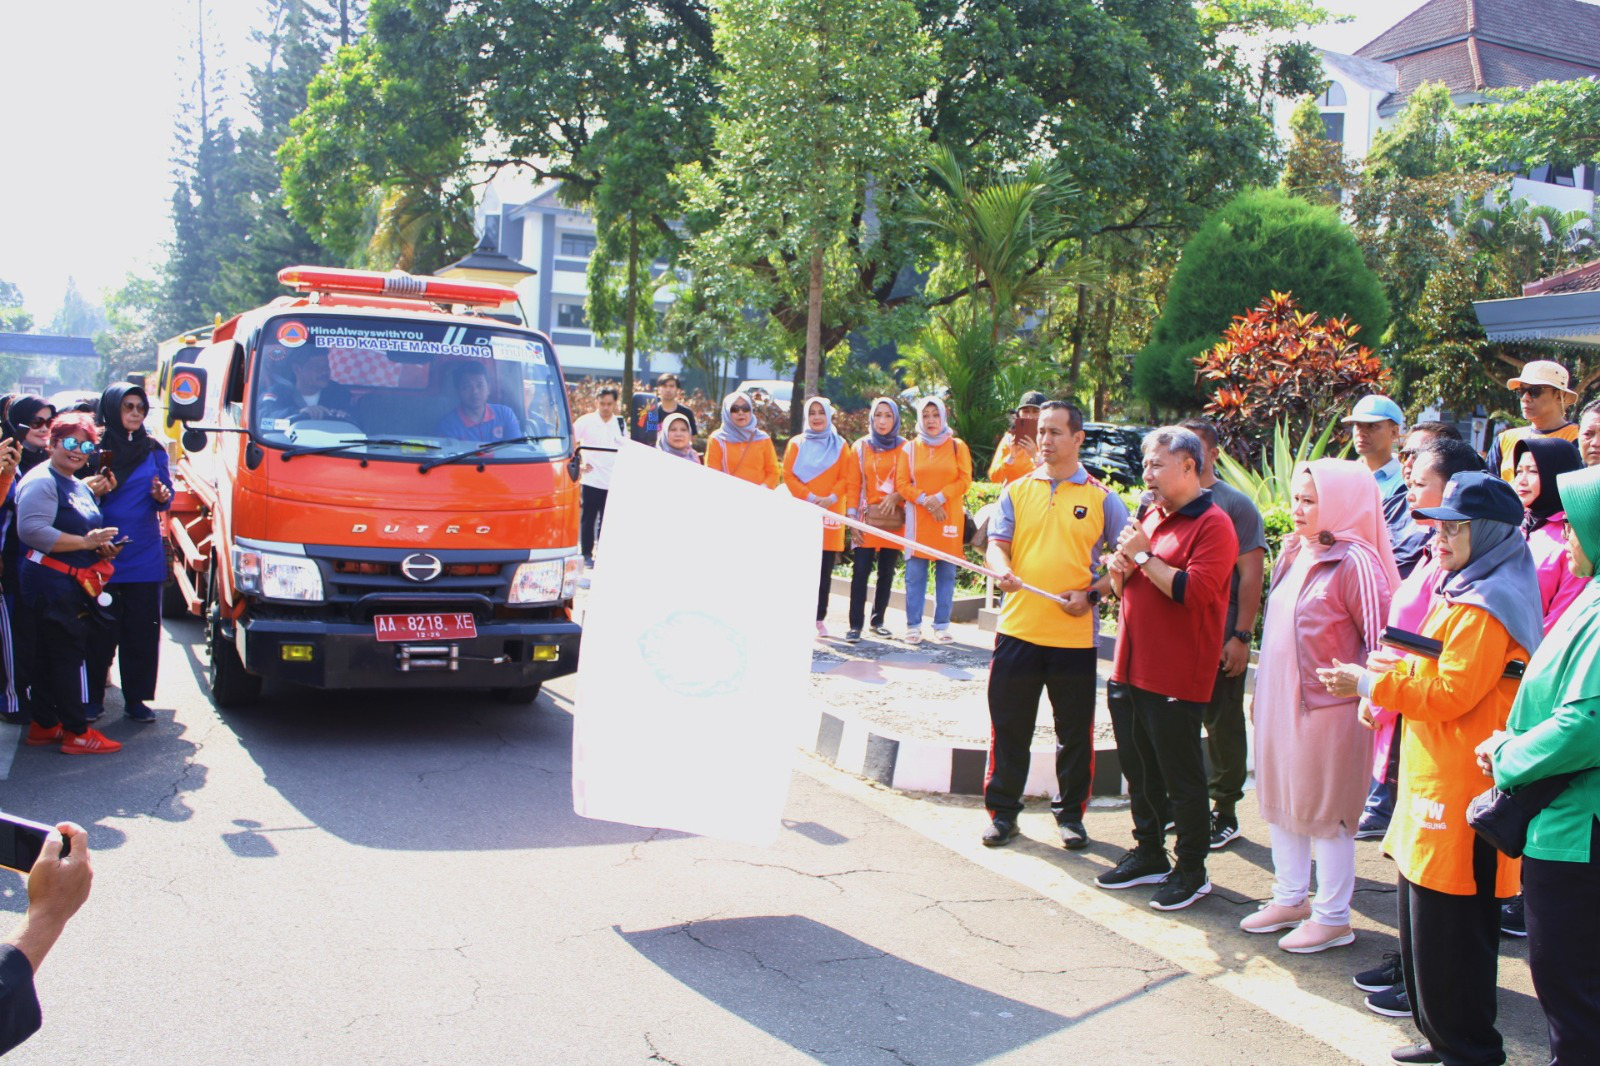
[170,371,202,405]
[277,320,309,348]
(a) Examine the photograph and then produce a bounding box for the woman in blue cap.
[1478,464,1600,1065]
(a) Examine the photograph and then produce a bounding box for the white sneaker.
[905,628,923,645]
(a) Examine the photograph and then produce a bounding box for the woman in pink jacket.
[1241,459,1398,953]
[1511,437,1587,633]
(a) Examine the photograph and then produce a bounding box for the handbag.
[1467,771,1580,859]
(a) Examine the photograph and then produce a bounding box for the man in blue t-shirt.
[435,362,521,442]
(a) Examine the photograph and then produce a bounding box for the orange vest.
[705,436,780,488]
[850,439,907,552]
[988,434,1035,485]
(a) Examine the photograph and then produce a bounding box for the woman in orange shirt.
[1320,472,1541,1066]
[705,391,779,488]
[783,397,856,638]
[846,398,907,643]
[895,396,972,644]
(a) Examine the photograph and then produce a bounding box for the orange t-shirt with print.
[705,437,780,489]
[895,437,972,561]
[782,440,857,552]
[1370,601,1525,897]
[849,439,907,551]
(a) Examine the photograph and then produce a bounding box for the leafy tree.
[0,279,33,335]
[96,274,165,385]
[1456,78,1600,175]
[678,0,935,431]
[46,278,106,338]
[1280,96,1354,206]
[1135,187,1389,411]
[1197,290,1388,460]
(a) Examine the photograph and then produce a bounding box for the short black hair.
[597,386,620,401]
[1038,400,1083,433]
[1409,420,1462,442]
[1178,417,1218,449]
[655,373,680,388]
[1416,437,1485,481]
[451,361,490,387]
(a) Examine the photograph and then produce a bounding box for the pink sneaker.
[1239,902,1311,934]
[815,621,830,639]
[1279,921,1355,954]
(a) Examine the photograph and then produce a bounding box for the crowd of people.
[579,358,1597,1066]
[0,384,171,756]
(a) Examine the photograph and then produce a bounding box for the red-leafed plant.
[1196,291,1390,462]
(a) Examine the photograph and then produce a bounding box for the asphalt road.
[0,619,1550,1065]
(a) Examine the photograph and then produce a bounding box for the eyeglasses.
[1517,386,1551,399]
[1437,519,1472,538]
[729,406,752,414]
[121,401,148,413]
[28,417,50,429]
[59,437,95,454]
[1398,448,1416,460]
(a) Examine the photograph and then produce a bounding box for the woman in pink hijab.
[1240,459,1399,953]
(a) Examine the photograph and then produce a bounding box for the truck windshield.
[249,314,570,460]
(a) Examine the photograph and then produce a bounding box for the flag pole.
[826,508,1071,608]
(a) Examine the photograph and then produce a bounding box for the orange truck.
[164,266,582,707]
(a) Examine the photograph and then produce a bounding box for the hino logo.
[400,553,444,582]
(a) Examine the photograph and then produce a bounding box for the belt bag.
[26,550,115,605]
[1467,771,1581,859]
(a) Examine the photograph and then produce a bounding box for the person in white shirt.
[572,386,629,566]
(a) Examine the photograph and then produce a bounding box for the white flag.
[573,441,820,846]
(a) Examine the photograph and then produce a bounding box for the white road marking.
[0,721,20,780]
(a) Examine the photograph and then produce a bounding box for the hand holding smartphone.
[0,813,70,874]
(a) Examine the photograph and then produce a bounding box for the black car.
[1080,422,1142,485]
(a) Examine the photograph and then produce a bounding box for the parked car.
[736,379,793,413]
[1081,422,1142,486]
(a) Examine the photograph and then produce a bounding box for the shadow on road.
[620,914,1088,1063]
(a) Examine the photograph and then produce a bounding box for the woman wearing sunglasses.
[0,396,54,725]
[705,391,778,489]
[84,384,172,725]
[14,412,124,755]
[1319,472,1540,1066]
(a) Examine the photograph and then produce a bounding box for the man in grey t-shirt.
[1180,420,1266,849]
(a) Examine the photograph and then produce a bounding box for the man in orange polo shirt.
[982,402,1129,850]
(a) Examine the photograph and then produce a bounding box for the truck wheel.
[205,572,261,708]
[161,576,189,620]
[493,683,542,705]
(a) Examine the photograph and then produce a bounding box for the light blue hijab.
[711,390,768,445]
[1439,518,1544,656]
[792,396,845,482]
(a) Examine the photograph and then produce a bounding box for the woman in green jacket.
[1479,464,1600,1066]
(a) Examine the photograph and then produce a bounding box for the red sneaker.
[24,723,64,746]
[60,729,122,755]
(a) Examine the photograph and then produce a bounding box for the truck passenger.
[259,350,354,423]
[435,362,521,442]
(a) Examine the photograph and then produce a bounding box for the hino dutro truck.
[163,265,582,707]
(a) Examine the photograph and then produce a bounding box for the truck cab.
[166,267,581,707]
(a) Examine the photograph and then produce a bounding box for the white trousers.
[1269,823,1356,926]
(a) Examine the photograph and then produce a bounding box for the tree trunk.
[1066,283,1089,391]
[804,242,823,409]
[622,215,638,411]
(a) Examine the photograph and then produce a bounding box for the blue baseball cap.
[1342,394,1405,425]
[1413,471,1524,525]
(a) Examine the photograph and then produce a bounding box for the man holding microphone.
[982,401,1129,849]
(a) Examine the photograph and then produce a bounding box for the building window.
[556,302,589,330]
[1320,112,1345,144]
[559,232,597,258]
[1549,163,1577,187]
[1318,82,1348,107]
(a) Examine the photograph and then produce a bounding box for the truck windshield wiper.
[280,438,442,461]
[419,435,565,472]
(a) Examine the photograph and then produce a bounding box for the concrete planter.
[827,575,984,624]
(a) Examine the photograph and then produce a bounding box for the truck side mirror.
[182,427,209,453]
[168,367,208,423]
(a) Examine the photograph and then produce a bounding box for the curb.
[811,708,1125,799]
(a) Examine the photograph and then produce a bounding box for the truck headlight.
[233,546,324,602]
[510,555,582,605]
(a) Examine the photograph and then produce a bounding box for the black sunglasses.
[729,405,752,414]
[1517,386,1551,399]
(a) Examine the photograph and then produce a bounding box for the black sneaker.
[843,629,862,644]
[1353,951,1403,993]
[1500,895,1526,937]
[1058,822,1088,850]
[1355,818,1388,841]
[1389,1043,1441,1065]
[980,818,1019,847]
[1149,866,1211,911]
[1095,848,1170,889]
[124,702,157,723]
[1364,983,1412,1018]
[1209,813,1240,850]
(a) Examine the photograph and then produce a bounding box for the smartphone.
[112,535,132,546]
[0,813,66,874]
[1011,412,1038,447]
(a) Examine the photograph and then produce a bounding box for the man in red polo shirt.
[1097,426,1238,911]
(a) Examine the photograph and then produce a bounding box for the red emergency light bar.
[276,266,519,307]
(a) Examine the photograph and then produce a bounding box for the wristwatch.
[1231,629,1251,645]
[1087,589,1102,606]
[1133,551,1152,567]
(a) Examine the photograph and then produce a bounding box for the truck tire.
[205,571,261,708]
[493,683,542,705]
